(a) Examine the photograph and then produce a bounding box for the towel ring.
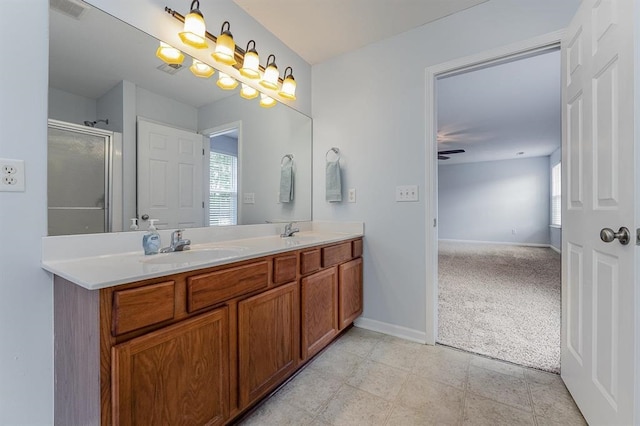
[325,147,340,161]
[281,154,294,166]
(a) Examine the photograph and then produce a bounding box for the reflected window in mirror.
[209,131,239,226]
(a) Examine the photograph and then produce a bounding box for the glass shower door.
[47,123,111,236]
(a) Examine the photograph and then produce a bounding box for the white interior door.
[137,119,205,230]
[561,0,636,424]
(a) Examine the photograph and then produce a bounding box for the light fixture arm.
[246,39,256,53]
[283,66,293,79]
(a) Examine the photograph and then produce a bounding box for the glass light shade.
[279,76,297,100]
[179,11,208,48]
[259,93,277,108]
[240,50,260,79]
[156,42,184,65]
[189,58,214,78]
[260,64,279,90]
[217,72,238,90]
[240,84,259,99]
[212,34,236,65]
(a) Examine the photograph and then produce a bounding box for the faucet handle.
[172,229,184,242]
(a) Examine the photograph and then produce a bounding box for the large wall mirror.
[48,3,312,235]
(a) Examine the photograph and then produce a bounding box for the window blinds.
[209,151,238,226]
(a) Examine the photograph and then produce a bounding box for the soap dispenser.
[142,219,161,255]
[130,218,139,231]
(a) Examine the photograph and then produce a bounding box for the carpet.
[438,241,561,373]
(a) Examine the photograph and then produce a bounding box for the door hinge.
[202,201,205,208]
[636,228,640,246]
[433,218,437,227]
[202,148,205,156]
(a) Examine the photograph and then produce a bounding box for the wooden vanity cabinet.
[54,237,363,426]
[112,308,230,426]
[238,282,299,407]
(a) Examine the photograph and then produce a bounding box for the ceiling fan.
[438,149,465,160]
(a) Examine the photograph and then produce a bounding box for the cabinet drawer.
[187,261,269,312]
[273,254,297,285]
[112,281,175,336]
[352,239,363,258]
[300,249,321,275]
[322,242,353,268]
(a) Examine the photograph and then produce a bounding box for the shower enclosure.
[47,119,122,236]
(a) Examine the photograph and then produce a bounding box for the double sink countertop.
[41,221,364,290]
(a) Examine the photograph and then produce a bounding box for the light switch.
[243,193,255,204]
[395,185,419,202]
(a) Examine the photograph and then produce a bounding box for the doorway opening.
[427,39,563,373]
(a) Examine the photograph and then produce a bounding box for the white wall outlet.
[348,188,356,203]
[395,185,419,202]
[0,158,25,192]
[243,193,255,204]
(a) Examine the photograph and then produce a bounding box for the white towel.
[279,161,294,203]
[326,159,342,202]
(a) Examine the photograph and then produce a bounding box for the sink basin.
[140,247,245,265]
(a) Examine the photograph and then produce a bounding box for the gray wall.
[438,157,551,245]
[1,1,52,423]
[136,86,198,131]
[49,87,97,124]
[549,148,561,251]
[312,0,579,337]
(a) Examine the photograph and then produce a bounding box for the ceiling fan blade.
[438,155,450,160]
[437,149,466,155]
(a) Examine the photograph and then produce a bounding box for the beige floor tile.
[346,359,408,401]
[308,344,364,379]
[412,344,470,390]
[367,336,420,371]
[387,404,457,426]
[467,365,532,412]
[396,375,464,424]
[318,384,392,426]
[470,354,525,378]
[524,368,562,386]
[329,327,383,358]
[276,368,344,414]
[462,393,534,426]
[535,415,587,426]
[529,381,586,425]
[240,393,316,426]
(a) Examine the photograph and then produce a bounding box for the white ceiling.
[437,49,561,165]
[233,0,489,65]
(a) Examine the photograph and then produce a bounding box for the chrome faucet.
[281,222,300,238]
[160,229,191,252]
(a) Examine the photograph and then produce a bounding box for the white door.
[562,0,637,424]
[137,119,205,230]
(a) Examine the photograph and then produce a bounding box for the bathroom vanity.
[44,223,363,425]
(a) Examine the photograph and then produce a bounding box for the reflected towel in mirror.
[279,160,294,203]
[326,160,342,202]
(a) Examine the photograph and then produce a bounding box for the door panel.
[137,119,204,229]
[561,0,636,424]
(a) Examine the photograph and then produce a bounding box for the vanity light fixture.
[178,0,208,48]
[212,21,237,65]
[240,83,259,99]
[278,66,297,100]
[156,41,185,64]
[259,93,277,108]
[260,54,279,90]
[239,40,260,79]
[189,58,214,78]
[217,72,238,90]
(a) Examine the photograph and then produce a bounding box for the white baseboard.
[549,245,561,254]
[439,239,551,248]
[354,317,428,344]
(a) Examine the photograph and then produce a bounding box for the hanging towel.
[279,160,294,203]
[325,159,342,202]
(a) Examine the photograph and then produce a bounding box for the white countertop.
[42,222,363,290]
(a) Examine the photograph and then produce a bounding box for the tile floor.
[239,327,586,426]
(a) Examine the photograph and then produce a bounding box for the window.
[209,151,237,226]
[551,162,561,226]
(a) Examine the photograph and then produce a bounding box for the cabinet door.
[112,308,229,426]
[339,258,363,330]
[301,267,339,360]
[238,282,299,408]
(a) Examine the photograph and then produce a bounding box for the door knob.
[141,214,149,221]
[600,227,630,245]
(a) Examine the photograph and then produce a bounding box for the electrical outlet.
[0,158,25,192]
[395,185,419,202]
[348,188,356,203]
